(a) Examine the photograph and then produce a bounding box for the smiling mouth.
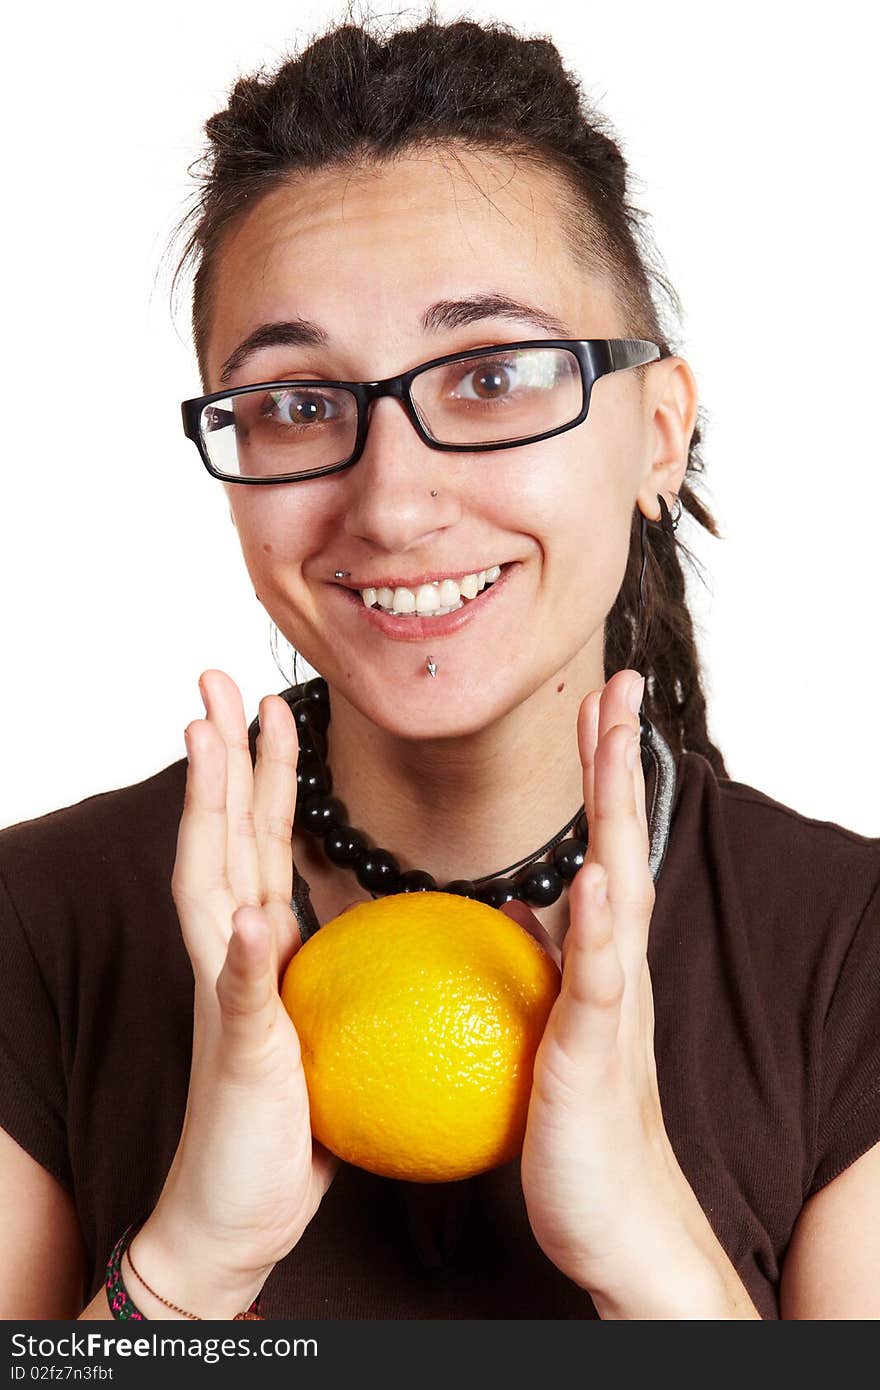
[334,560,519,639]
[356,564,507,617]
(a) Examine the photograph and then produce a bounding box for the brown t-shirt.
[1,684,878,1320]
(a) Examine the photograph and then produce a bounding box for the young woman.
[1,16,878,1321]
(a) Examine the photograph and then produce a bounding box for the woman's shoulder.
[662,747,879,1035]
[650,750,880,1287]
[0,755,189,895]
[672,746,880,903]
[0,681,305,936]
[0,680,308,878]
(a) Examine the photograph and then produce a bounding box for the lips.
[334,561,519,642]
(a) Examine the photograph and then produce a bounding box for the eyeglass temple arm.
[204,407,236,433]
[609,339,662,370]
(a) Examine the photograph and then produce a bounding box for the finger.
[592,668,642,767]
[586,670,651,872]
[214,904,282,1075]
[634,729,649,848]
[617,664,653,861]
[575,670,654,979]
[548,862,625,1068]
[253,694,301,967]
[578,689,601,834]
[199,670,263,909]
[499,899,562,971]
[592,720,654,895]
[172,719,236,973]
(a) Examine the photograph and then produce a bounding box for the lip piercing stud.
[334,571,351,578]
[425,656,438,678]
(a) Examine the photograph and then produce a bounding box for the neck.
[318,648,603,889]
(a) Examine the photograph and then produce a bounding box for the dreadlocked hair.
[172,5,728,776]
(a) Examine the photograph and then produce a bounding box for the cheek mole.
[263,543,273,553]
[557,682,565,693]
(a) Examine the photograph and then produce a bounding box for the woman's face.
[205,148,664,737]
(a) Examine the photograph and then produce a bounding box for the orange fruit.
[280,891,560,1182]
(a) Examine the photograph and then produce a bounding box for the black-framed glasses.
[181,338,661,485]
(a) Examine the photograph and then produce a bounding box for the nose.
[340,396,458,554]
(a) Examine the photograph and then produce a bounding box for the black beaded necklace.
[290,676,661,909]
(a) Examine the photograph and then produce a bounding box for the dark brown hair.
[173,9,728,776]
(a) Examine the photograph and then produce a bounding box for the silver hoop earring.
[269,619,300,688]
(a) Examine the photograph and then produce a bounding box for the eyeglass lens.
[198,346,584,479]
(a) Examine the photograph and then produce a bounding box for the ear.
[636,355,698,517]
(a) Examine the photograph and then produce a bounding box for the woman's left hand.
[500,668,700,1309]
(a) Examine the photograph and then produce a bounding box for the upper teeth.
[360,565,503,616]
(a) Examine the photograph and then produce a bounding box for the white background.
[2,0,878,834]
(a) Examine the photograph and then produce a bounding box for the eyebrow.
[217,293,570,384]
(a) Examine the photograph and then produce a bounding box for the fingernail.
[627,676,645,715]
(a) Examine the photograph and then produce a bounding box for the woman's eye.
[263,390,339,425]
[453,361,516,401]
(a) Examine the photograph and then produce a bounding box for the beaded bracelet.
[105,1221,264,1321]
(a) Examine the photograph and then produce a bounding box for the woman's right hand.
[132,668,339,1313]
